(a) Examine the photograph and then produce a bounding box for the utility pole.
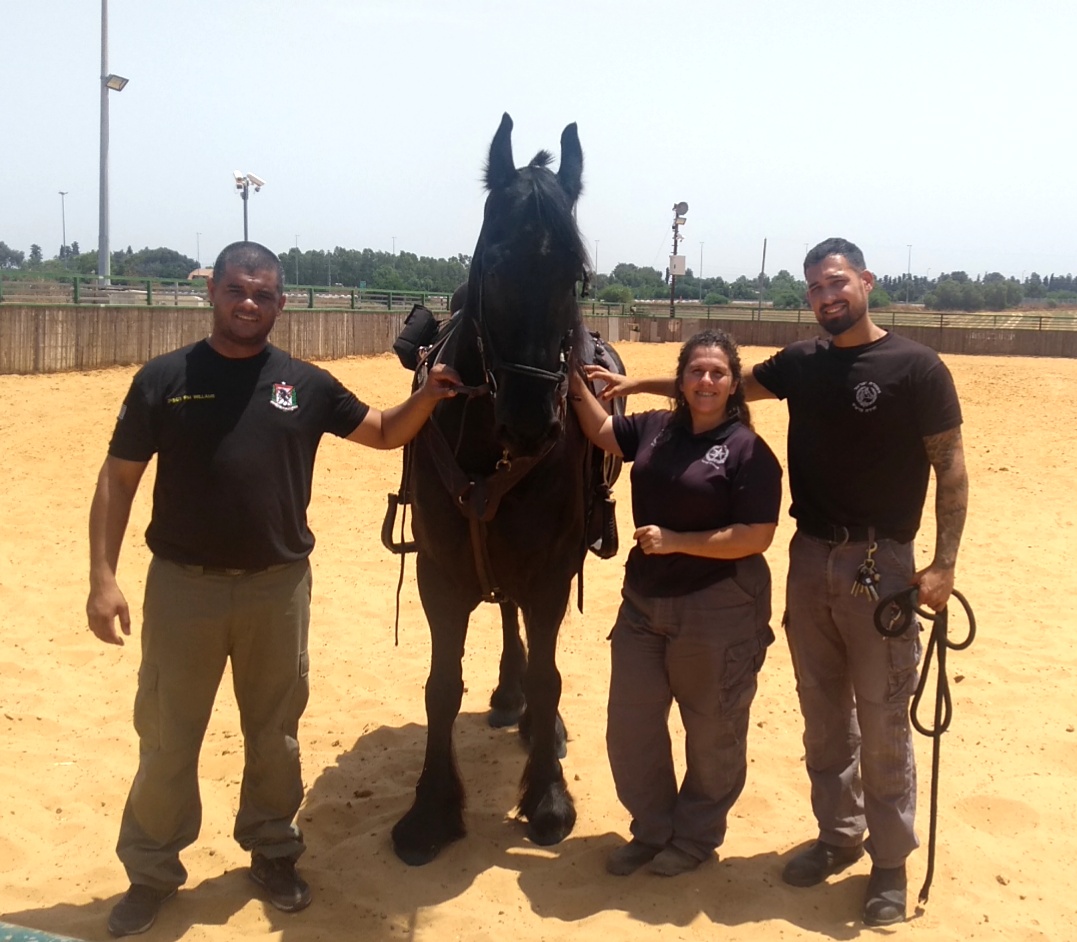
[699,242,704,301]
[196,231,201,267]
[906,244,912,304]
[756,238,767,321]
[59,191,68,258]
[294,235,300,285]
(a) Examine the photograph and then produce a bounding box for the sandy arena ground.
[1,341,1074,942]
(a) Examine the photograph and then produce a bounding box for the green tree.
[869,287,892,309]
[599,284,632,304]
[28,244,43,267]
[730,275,757,300]
[704,291,730,305]
[123,247,199,280]
[372,265,404,290]
[0,241,25,268]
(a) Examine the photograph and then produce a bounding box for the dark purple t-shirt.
[613,410,782,597]
[752,331,962,541]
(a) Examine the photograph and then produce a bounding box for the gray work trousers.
[117,556,312,890]
[784,531,922,869]
[606,556,774,861]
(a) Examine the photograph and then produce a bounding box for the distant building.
[187,267,213,281]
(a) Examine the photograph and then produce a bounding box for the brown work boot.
[781,839,864,887]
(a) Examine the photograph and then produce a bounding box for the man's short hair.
[213,241,286,295]
[803,237,867,276]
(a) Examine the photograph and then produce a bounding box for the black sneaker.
[781,839,865,887]
[249,853,312,913]
[107,884,176,937]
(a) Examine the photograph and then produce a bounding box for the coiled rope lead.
[874,585,976,905]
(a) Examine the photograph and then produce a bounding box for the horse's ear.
[486,112,516,190]
[557,123,583,203]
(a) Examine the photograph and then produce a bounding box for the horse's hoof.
[526,803,577,847]
[488,704,525,728]
[391,839,442,867]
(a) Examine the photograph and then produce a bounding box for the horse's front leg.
[517,588,576,847]
[488,600,527,728]
[391,557,472,866]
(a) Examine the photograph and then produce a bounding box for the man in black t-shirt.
[585,238,968,927]
[86,241,459,937]
[751,238,967,927]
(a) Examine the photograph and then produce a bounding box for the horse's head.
[468,113,588,459]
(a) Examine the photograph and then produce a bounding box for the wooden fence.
[0,304,1073,375]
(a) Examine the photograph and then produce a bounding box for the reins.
[382,288,575,626]
[873,586,976,905]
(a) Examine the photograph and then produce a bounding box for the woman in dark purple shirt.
[571,329,782,877]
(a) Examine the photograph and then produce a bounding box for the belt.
[179,562,293,577]
[796,520,907,544]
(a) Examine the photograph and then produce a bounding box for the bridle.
[468,269,578,463]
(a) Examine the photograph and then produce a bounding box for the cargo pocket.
[886,627,922,702]
[719,627,775,712]
[132,662,161,751]
[285,649,311,734]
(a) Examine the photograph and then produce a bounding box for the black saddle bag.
[393,304,440,370]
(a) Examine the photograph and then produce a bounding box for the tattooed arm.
[916,425,969,610]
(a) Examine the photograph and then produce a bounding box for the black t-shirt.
[108,340,369,569]
[613,410,782,597]
[753,331,962,541]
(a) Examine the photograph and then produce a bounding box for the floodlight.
[105,74,129,91]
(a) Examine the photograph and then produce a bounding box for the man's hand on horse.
[423,363,464,399]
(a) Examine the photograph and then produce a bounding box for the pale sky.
[3,0,1075,281]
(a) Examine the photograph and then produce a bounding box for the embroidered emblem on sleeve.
[271,383,298,412]
[853,381,881,413]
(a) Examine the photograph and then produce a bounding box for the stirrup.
[381,492,416,554]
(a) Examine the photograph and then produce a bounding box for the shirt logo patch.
[702,444,730,468]
[271,383,298,412]
[853,381,881,413]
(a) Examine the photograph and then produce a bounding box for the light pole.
[670,202,688,317]
[98,0,129,284]
[196,232,201,267]
[906,244,912,304]
[58,191,68,258]
[294,235,300,285]
[232,171,265,241]
[699,241,704,301]
[392,236,396,256]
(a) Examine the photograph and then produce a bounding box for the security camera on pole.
[233,171,266,241]
[670,202,688,318]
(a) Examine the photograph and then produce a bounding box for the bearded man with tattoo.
[584,237,968,927]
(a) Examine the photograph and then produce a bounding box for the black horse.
[390,113,617,865]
